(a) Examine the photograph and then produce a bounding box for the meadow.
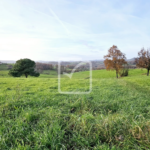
[0,68,150,149]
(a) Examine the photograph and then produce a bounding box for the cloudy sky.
[0,0,150,61]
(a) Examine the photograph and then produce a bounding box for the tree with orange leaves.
[104,45,127,78]
[135,48,150,76]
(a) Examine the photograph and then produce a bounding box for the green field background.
[0,69,150,149]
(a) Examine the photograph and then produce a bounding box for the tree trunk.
[116,71,118,78]
[147,69,150,76]
[25,74,28,78]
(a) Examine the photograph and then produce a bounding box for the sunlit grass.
[0,69,150,149]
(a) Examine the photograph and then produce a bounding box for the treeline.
[36,62,54,70]
[55,63,90,74]
[0,63,13,70]
[35,62,55,73]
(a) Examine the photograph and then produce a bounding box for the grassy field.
[0,69,150,149]
[0,64,8,70]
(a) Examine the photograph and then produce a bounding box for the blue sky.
[0,0,150,61]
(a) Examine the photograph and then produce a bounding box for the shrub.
[119,64,129,77]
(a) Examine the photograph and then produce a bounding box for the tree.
[135,48,150,76]
[104,45,127,78]
[8,58,40,78]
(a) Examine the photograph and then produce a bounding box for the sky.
[0,0,150,61]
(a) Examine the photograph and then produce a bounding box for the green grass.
[42,70,58,78]
[61,68,147,79]
[0,71,10,77]
[0,69,150,149]
[0,64,8,70]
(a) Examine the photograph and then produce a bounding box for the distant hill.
[0,58,136,64]
[127,58,136,61]
[0,60,16,64]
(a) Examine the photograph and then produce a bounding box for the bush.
[119,64,129,77]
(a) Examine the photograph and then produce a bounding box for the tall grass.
[0,69,150,149]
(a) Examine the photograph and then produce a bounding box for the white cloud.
[0,0,150,61]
